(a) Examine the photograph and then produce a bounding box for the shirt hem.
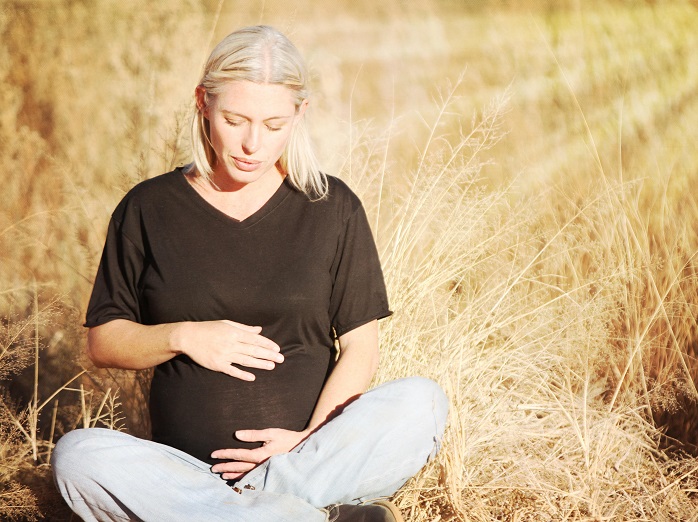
[334,309,393,338]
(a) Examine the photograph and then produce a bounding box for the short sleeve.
[329,203,392,338]
[84,216,146,327]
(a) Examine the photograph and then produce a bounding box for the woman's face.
[198,81,306,189]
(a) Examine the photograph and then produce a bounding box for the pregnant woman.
[52,25,448,522]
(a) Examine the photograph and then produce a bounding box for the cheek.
[207,122,223,146]
[212,126,240,150]
[270,131,293,157]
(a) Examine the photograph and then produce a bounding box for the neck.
[187,169,286,221]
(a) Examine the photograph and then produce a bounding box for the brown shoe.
[325,500,404,522]
[371,500,405,522]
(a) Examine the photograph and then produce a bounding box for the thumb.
[235,429,272,443]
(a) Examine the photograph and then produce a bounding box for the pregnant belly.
[149,348,330,465]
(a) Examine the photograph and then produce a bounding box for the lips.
[232,157,262,172]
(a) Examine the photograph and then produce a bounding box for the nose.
[242,125,260,155]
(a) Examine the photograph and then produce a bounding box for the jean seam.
[429,394,447,461]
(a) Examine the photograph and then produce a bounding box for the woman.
[52,25,448,522]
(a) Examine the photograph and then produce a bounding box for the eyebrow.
[221,110,292,122]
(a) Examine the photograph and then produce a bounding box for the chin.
[215,164,273,188]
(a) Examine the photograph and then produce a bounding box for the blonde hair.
[189,25,327,198]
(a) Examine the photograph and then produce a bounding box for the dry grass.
[2,0,698,519]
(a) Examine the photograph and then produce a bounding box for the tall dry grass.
[2,0,698,519]
[361,90,698,520]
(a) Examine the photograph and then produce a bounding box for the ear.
[294,99,309,124]
[195,85,209,118]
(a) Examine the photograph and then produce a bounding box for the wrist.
[295,428,313,448]
[168,321,192,356]
[302,423,320,438]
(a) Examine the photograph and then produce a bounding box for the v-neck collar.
[177,169,293,229]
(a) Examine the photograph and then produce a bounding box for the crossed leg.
[52,377,448,522]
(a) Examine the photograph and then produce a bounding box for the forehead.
[214,81,296,117]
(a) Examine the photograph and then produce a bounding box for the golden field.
[2,0,698,520]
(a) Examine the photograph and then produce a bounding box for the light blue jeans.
[52,377,448,522]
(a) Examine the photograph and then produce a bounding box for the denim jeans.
[52,377,448,522]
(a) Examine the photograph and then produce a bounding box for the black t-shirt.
[85,168,391,464]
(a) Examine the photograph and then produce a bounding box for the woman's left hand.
[210,428,311,480]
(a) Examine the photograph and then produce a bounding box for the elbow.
[86,327,109,368]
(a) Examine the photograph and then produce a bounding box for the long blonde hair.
[189,25,327,198]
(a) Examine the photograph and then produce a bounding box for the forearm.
[87,318,282,379]
[306,320,379,432]
[86,319,186,370]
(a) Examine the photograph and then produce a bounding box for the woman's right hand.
[175,320,283,381]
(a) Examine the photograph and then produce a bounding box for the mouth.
[232,157,263,172]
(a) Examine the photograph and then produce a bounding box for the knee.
[51,428,114,484]
[52,429,88,471]
[372,377,449,438]
[397,377,448,430]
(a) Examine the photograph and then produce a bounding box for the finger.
[214,355,276,378]
[235,429,273,443]
[222,471,246,480]
[211,447,269,463]
[221,364,256,381]
[221,320,262,333]
[229,353,281,370]
[236,331,281,352]
[211,461,257,474]
[249,346,284,363]
[211,448,249,460]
